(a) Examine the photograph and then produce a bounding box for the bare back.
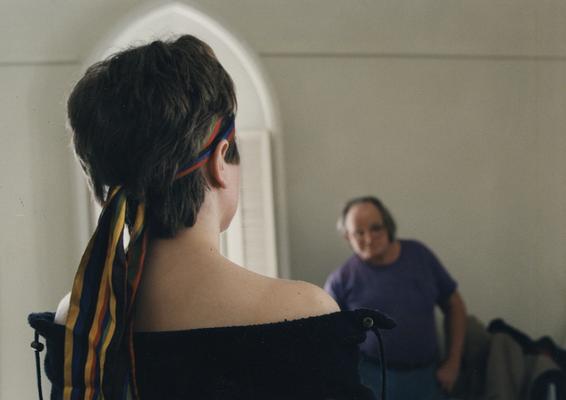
[133,249,339,332]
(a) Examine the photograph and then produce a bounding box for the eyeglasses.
[349,224,386,240]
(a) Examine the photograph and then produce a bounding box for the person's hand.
[436,359,460,393]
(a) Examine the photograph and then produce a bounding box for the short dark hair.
[337,196,397,241]
[68,35,239,238]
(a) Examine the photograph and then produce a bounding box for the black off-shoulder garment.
[28,309,394,400]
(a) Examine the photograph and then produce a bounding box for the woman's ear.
[207,139,230,188]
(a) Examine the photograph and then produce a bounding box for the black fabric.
[530,370,566,400]
[28,313,66,400]
[29,309,394,400]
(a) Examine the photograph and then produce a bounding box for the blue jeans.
[359,357,444,400]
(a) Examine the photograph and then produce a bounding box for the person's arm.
[436,290,467,393]
[54,292,71,325]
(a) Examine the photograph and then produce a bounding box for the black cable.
[30,331,44,400]
[375,328,386,400]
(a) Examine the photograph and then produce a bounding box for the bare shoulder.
[54,292,71,325]
[290,280,340,314]
[262,278,340,320]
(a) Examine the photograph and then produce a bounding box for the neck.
[145,194,224,270]
[369,240,401,266]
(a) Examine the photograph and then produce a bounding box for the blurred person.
[325,196,466,400]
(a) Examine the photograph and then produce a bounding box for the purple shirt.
[324,239,457,365]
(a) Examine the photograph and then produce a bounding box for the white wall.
[1,1,566,398]
[267,56,566,335]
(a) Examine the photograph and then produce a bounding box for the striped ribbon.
[63,115,235,399]
[175,115,236,179]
